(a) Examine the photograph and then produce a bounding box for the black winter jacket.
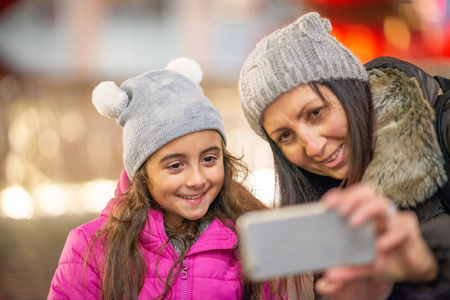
[364,57,450,300]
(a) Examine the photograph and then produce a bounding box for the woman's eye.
[309,107,322,118]
[278,131,291,143]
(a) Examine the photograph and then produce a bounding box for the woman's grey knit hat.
[92,58,226,180]
[239,12,369,138]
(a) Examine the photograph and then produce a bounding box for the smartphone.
[236,202,376,281]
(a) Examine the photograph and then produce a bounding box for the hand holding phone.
[236,202,376,281]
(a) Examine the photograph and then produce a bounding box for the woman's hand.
[315,276,393,300]
[315,183,438,298]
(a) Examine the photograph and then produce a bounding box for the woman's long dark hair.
[267,79,374,205]
[264,79,374,299]
[89,140,278,300]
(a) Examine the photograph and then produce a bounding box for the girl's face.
[145,130,224,228]
[262,84,350,179]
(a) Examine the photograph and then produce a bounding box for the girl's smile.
[178,192,206,200]
[145,130,225,229]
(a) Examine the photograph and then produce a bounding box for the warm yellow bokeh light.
[33,183,69,216]
[245,168,276,207]
[58,110,87,143]
[8,118,30,154]
[1,185,35,219]
[4,153,25,184]
[80,180,117,213]
[38,128,61,159]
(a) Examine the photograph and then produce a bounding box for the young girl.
[48,58,283,299]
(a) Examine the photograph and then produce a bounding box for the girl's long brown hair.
[89,141,279,300]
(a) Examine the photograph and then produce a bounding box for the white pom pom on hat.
[92,81,129,119]
[166,57,203,84]
[91,57,225,180]
[91,57,202,120]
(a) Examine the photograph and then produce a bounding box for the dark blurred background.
[0,0,449,299]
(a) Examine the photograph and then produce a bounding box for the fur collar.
[362,67,447,209]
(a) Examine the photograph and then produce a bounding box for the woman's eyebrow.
[267,127,285,138]
[267,106,306,137]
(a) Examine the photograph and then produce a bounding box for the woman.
[239,12,450,299]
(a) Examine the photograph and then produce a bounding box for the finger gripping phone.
[236,202,376,281]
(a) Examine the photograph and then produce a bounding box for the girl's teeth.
[181,193,203,199]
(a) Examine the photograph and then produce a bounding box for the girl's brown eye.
[203,155,217,164]
[168,162,182,170]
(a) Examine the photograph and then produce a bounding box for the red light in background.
[332,24,381,63]
[295,0,450,60]
[304,0,387,5]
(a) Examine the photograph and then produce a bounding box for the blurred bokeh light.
[1,185,34,219]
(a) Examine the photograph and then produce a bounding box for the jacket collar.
[362,66,447,208]
[139,209,237,258]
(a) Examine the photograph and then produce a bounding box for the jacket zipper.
[181,258,189,300]
[160,220,190,299]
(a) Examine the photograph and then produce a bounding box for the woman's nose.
[299,127,325,157]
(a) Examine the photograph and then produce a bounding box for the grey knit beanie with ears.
[92,57,226,180]
[239,12,369,138]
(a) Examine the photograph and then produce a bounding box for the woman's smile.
[322,144,344,166]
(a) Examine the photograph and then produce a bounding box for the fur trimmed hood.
[362,64,447,209]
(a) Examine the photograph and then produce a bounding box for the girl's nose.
[186,166,206,188]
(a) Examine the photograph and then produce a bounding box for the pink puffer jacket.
[48,170,280,299]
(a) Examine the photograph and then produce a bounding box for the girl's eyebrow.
[201,146,221,155]
[159,153,186,164]
[159,146,221,164]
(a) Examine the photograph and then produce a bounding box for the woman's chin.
[308,167,348,180]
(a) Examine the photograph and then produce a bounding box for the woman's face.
[145,130,224,228]
[262,84,350,179]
